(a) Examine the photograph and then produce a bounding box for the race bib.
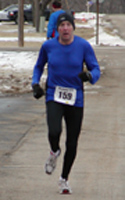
[54,86,76,105]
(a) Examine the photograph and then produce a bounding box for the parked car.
[0,4,18,22]
[8,4,51,24]
[0,4,28,22]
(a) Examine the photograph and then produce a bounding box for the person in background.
[46,0,65,39]
[32,13,101,194]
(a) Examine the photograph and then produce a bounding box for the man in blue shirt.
[47,1,65,39]
[32,13,100,194]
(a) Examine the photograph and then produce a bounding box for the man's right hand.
[32,84,44,99]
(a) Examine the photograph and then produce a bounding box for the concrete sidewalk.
[0,47,125,200]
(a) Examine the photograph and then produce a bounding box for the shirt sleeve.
[32,44,47,85]
[84,42,101,84]
[47,14,56,38]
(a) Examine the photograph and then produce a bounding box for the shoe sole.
[60,189,72,194]
[45,162,56,175]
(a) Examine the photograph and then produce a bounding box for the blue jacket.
[47,10,65,38]
[32,36,101,107]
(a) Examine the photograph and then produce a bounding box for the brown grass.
[0,20,94,48]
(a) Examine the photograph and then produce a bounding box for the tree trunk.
[35,0,40,32]
[40,0,52,16]
[120,0,125,13]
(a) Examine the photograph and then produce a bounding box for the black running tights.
[46,101,83,180]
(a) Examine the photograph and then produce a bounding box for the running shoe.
[59,177,72,194]
[45,149,60,175]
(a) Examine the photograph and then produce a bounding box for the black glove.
[32,84,44,99]
[78,71,92,82]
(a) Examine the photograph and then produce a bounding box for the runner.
[47,1,65,39]
[32,12,101,194]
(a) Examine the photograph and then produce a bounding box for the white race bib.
[54,86,76,105]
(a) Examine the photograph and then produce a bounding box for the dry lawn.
[0,20,94,48]
[0,20,94,96]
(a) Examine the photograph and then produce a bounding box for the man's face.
[58,21,74,44]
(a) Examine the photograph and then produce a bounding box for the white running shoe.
[45,149,60,175]
[59,177,72,194]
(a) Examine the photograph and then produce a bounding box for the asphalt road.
[0,46,125,199]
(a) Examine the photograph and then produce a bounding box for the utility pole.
[18,0,24,47]
[96,0,99,45]
[92,0,104,45]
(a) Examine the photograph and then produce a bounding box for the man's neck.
[54,8,61,12]
[58,35,74,45]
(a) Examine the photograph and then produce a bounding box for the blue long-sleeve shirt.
[47,10,65,38]
[32,36,101,107]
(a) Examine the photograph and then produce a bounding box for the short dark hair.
[52,1,62,8]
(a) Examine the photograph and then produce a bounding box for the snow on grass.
[0,12,125,95]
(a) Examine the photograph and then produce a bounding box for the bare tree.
[1,0,125,14]
[32,0,52,32]
[120,0,125,13]
[40,0,52,16]
[35,0,40,32]
[31,0,35,26]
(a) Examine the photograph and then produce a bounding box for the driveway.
[104,14,125,40]
[0,47,125,200]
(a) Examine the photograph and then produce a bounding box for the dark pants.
[46,101,83,180]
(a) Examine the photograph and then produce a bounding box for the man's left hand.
[78,71,92,82]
